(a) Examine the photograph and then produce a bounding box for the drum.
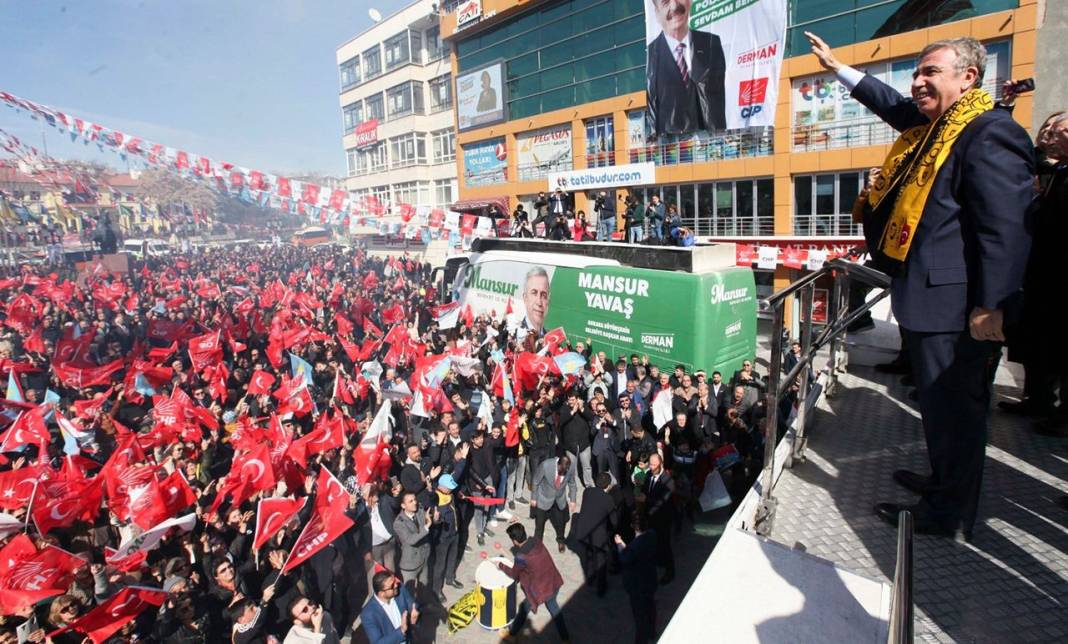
[475,558,517,630]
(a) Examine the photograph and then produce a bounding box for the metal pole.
[761,304,784,500]
[887,510,914,644]
[826,271,846,395]
[793,284,814,460]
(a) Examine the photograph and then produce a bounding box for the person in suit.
[807,33,1034,539]
[641,453,675,583]
[392,492,432,595]
[615,513,659,644]
[428,474,463,603]
[590,400,622,484]
[530,454,578,552]
[646,0,726,137]
[476,70,497,112]
[567,472,620,596]
[360,571,418,644]
[708,370,729,411]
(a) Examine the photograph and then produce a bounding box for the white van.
[122,238,170,258]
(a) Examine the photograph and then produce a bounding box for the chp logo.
[456,0,482,26]
[738,78,769,119]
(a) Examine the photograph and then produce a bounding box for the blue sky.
[0,0,409,176]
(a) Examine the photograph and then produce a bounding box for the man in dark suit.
[616,513,659,644]
[646,0,726,136]
[807,33,1034,539]
[567,473,620,596]
[641,453,675,583]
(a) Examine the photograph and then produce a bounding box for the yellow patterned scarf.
[867,88,993,261]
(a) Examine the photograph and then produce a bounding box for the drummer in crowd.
[497,523,571,641]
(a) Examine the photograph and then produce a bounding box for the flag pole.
[23,479,39,532]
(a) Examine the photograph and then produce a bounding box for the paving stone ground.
[347,496,731,643]
[769,363,1068,644]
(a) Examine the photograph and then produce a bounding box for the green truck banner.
[454,258,756,377]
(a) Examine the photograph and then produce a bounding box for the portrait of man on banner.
[645,0,727,136]
[520,265,551,338]
[645,0,788,135]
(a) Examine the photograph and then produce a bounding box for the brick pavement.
[769,366,1068,643]
[349,498,730,643]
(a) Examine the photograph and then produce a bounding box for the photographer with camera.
[594,191,616,241]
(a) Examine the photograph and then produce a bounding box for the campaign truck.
[444,239,756,377]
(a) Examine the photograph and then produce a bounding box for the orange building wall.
[449,3,1037,229]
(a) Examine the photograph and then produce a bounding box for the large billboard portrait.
[456,60,507,131]
[644,0,787,137]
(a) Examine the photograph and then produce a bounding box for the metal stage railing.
[888,510,915,644]
[754,256,892,535]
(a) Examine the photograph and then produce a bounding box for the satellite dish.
[368,8,382,22]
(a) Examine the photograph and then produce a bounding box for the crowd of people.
[0,241,771,643]
[509,188,696,247]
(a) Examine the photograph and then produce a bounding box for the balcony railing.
[793,214,864,237]
[679,215,775,238]
[516,160,573,182]
[791,118,898,152]
[629,128,773,166]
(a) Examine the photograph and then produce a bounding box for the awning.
[450,196,510,216]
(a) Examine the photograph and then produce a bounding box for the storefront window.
[585,116,614,168]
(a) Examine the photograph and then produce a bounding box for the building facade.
[441,0,1040,299]
[336,0,456,218]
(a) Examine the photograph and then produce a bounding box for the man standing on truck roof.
[520,266,551,338]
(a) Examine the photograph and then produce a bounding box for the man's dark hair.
[287,595,309,618]
[596,472,612,490]
[229,597,256,623]
[712,370,722,377]
[506,523,527,543]
[372,571,395,594]
[558,454,571,469]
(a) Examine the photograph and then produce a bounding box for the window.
[429,75,453,112]
[387,81,424,118]
[364,93,385,122]
[390,133,427,168]
[384,32,410,70]
[434,179,454,207]
[793,172,865,236]
[432,129,456,163]
[339,56,360,91]
[345,148,357,177]
[363,45,382,79]
[585,116,614,168]
[457,0,646,121]
[426,26,444,61]
[636,179,774,237]
[371,185,390,209]
[409,30,423,65]
[342,102,362,134]
[393,181,418,205]
[626,109,773,164]
[358,142,387,174]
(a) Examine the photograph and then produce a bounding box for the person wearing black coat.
[616,513,659,644]
[688,383,718,445]
[557,391,595,487]
[641,453,675,584]
[590,400,622,484]
[567,473,619,596]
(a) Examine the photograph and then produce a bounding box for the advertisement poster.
[456,60,506,131]
[452,258,756,375]
[644,0,786,135]
[354,119,378,148]
[517,125,572,177]
[462,138,507,187]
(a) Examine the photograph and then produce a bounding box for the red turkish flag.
[0,464,48,510]
[0,406,51,453]
[32,477,104,535]
[49,585,166,643]
[104,547,148,573]
[291,412,345,464]
[247,369,276,396]
[253,496,306,550]
[541,327,568,355]
[381,303,405,325]
[159,470,198,516]
[278,385,314,418]
[514,352,560,391]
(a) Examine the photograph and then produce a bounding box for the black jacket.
[646,30,726,136]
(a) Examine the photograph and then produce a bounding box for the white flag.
[114,513,197,559]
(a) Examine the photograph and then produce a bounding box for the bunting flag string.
[0,88,452,230]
